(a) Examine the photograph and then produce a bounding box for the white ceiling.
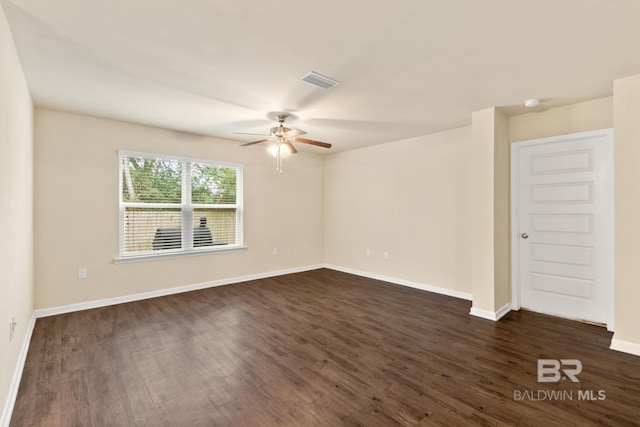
[4,0,640,153]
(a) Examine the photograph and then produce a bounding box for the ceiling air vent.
[300,71,340,90]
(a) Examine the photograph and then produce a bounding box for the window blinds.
[119,151,243,257]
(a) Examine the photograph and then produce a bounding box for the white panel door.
[514,129,613,325]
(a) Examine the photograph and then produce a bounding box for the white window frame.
[116,150,245,262]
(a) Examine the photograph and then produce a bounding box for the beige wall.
[470,109,496,310]
[324,126,473,295]
[612,75,640,354]
[0,6,34,423]
[509,97,613,142]
[493,109,511,309]
[470,108,510,315]
[34,109,324,309]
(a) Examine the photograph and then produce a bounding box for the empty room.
[2,1,640,425]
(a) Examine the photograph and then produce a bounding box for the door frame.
[510,129,615,331]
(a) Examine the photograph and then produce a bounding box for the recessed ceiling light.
[524,98,540,108]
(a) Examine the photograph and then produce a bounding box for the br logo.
[538,359,582,383]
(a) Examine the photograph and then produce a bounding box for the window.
[118,151,243,259]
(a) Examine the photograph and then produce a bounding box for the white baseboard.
[470,302,512,321]
[1,313,36,427]
[323,264,473,301]
[34,263,473,320]
[34,264,324,318]
[610,336,640,357]
[36,263,473,320]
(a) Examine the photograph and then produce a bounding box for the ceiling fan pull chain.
[276,142,284,173]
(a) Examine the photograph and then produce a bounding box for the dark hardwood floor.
[10,268,640,426]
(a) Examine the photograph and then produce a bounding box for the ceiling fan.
[235,114,332,172]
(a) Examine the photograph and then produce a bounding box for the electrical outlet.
[9,317,16,341]
[383,251,390,260]
[366,249,371,256]
[272,247,278,256]
[78,268,87,279]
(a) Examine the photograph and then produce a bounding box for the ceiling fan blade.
[284,128,306,137]
[240,139,270,147]
[295,137,332,149]
[233,132,271,136]
[284,139,298,154]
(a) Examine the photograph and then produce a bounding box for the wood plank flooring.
[10,268,640,426]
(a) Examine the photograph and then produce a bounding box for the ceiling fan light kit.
[238,114,332,173]
[267,143,292,158]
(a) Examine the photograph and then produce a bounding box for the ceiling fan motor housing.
[270,126,292,137]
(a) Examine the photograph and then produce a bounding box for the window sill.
[114,245,248,264]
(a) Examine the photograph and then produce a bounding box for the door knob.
[521,233,529,239]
